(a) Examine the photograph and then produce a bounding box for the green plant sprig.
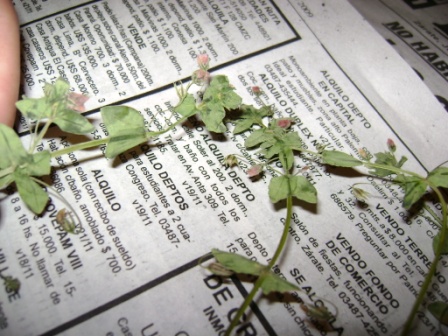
[1,56,448,335]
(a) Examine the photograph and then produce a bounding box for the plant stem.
[50,138,110,158]
[401,184,447,335]
[225,194,293,335]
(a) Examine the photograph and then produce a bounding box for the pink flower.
[67,92,89,112]
[192,69,211,85]
[387,138,396,152]
[197,53,210,70]
[247,164,263,177]
[277,118,292,129]
[251,86,262,96]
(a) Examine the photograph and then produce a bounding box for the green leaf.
[211,249,300,295]
[428,302,448,326]
[269,176,290,203]
[289,175,317,203]
[370,151,407,177]
[401,178,427,209]
[0,124,28,169]
[174,94,198,118]
[233,105,272,134]
[101,106,148,158]
[200,102,227,133]
[203,75,242,110]
[15,97,52,120]
[432,232,448,255]
[260,273,300,295]
[268,175,317,203]
[53,109,94,134]
[428,167,448,188]
[245,128,271,148]
[322,150,362,167]
[212,249,264,276]
[14,173,48,213]
[199,75,242,133]
[23,151,51,177]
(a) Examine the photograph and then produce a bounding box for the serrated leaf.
[14,173,48,213]
[203,75,242,110]
[233,105,271,134]
[53,109,94,134]
[101,106,148,158]
[260,273,300,295]
[428,167,448,188]
[402,178,427,209]
[269,176,290,203]
[432,232,448,255]
[174,94,198,118]
[289,175,317,203]
[428,302,448,325]
[322,150,362,167]
[212,249,264,276]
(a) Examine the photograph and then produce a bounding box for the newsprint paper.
[1,0,447,335]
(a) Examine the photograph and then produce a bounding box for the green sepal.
[432,232,448,255]
[174,94,198,118]
[428,302,448,326]
[101,106,148,159]
[321,150,362,167]
[269,175,317,203]
[427,167,448,188]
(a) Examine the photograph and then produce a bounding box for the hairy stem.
[401,184,447,335]
[225,194,293,335]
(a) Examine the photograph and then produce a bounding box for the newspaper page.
[348,0,448,113]
[1,0,447,335]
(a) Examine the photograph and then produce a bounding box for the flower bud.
[276,118,292,129]
[387,138,396,153]
[247,164,263,177]
[197,53,210,70]
[251,86,262,96]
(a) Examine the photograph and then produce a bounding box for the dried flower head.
[222,154,238,168]
[197,53,210,70]
[352,186,370,203]
[247,164,263,177]
[358,148,368,160]
[56,209,77,233]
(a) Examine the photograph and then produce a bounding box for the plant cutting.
[1,54,447,335]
